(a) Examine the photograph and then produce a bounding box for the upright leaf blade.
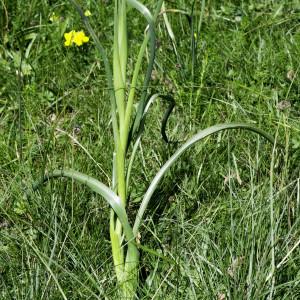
[127,0,158,137]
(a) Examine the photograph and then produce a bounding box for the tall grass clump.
[30,0,280,298]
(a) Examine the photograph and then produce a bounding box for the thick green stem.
[110,148,138,298]
[110,153,125,282]
[115,143,126,234]
[116,141,126,206]
[110,2,162,297]
[110,211,125,281]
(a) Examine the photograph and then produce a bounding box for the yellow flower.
[84,10,92,17]
[73,31,89,46]
[64,30,89,47]
[64,30,75,47]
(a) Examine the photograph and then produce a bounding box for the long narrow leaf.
[127,0,157,137]
[31,169,134,243]
[159,95,176,143]
[162,2,179,58]
[133,123,277,235]
[125,0,164,148]
[114,0,126,127]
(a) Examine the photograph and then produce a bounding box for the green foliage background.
[1,0,300,298]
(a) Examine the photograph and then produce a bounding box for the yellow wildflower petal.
[73,31,89,46]
[73,39,83,46]
[73,31,84,46]
[84,10,92,17]
[82,36,89,43]
[64,30,75,47]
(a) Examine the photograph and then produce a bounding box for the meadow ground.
[1,0,300,299]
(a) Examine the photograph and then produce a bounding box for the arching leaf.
[133,123,277,235]
[31,169,134,242]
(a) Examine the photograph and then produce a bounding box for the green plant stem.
[110,211,125,282]
[70,1,161,298]
[113,0,127,245]
[110,152,125,282]
[115,144,126,235]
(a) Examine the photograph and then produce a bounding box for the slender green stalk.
[123,36,148,147]
[111,1,161,296]
[113,2,128,270]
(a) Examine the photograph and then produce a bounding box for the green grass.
[1,0,300,299]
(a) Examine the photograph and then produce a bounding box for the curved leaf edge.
[30,169,135,243]
[133,123,281,235]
